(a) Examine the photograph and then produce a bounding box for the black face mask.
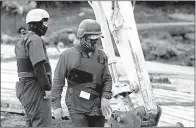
[40,25,48,36]
[28,21,48,36]
[80,38,98,53]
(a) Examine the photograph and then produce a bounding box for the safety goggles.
[87,34,104,40]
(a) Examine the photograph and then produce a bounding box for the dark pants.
[25,99,52,127]
[16,78,52,127]
[70,113,105,127]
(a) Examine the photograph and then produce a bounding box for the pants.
[16,78,52,127]
[25,99,52,127]
[70,113,105,127]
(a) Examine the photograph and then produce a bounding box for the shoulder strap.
[23,32,34,56]
[97,49,106,64]
[74,45,84,58]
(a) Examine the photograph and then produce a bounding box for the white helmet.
[26,9,49,24]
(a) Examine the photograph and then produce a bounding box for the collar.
[75,45,96,58]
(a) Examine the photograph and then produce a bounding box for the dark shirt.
[51,45,112,115]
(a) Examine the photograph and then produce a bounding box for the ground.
[1,1,195,127]
[1,45,194,127]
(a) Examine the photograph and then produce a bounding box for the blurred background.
[1,1,195,67]
[1,1,195,127]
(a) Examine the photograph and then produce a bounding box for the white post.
[88,1,116,59]
[100,1,157,111]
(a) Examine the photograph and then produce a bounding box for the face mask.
[40,21,48,36]
[80,38,98,53]
[28,20,48,36]
[40,25,48,36]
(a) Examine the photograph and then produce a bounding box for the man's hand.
[53,108,64,119]
[101,97,112,116]
[44,91,51,99]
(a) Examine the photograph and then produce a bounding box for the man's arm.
[102,53,112,99]
[51,52,67,110]
[34,62,51,90]
[100,51,113,116]
[27,37,51,91]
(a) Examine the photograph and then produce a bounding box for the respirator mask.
[80,35,102,53]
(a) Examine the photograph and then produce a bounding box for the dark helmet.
[77,19,102,38]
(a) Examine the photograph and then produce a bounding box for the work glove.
[44,91,51,99]
[53,108,64,119]
[101,97,112,116]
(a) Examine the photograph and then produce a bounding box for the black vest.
[15,32,51,77]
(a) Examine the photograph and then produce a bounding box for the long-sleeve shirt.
[51,45,112,115]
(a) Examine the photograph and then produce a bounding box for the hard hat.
[26,9,49,24]
[77,19,102,38]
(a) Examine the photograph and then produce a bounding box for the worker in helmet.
[51,19,113,127]
[14,9,52,127]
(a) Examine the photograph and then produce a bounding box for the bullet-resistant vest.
[66,46,107,114]
[67,46,107,96]
[15,32,51,78]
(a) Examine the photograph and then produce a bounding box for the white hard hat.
[26,9,49,24]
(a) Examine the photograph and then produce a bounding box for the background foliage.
[1,1,195,67]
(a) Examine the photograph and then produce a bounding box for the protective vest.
[15,32,51,78]
[67,46,106,95]
[66,46,107,114]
